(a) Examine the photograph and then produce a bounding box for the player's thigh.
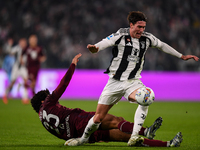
[98,78,124,105]
[100,113,124,130]
[19,67,28,79]
[124,79,145,102]
[109,129,130,142]
[10,66,18,81]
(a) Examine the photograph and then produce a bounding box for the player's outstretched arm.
[87,44,99,53]
[72,53,82,65]
[181,55,199,61]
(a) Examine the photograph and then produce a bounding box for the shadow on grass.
[0,143,135,148]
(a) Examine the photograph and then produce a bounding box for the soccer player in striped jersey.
[3,38,29,104]
[69,11,199,146]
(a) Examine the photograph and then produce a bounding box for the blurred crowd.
[0,0,199,71]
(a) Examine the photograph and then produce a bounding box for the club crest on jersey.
[140,41,145,49]
[127,38,131,42]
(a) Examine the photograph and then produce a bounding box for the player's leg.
[79,104,113,144]
[124,80,150,146]
[29,75,36,95]
[109,129,183,147]
[101,113,162,138]
[28,67,39,95]
[3,67,17,104]
[3,80,15,104]
[21,67,29,104]
[100,113,147,136]
[21,78,29,104]
[100,113,125,130]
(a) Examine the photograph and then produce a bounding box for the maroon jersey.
[22,46,44,69]
[39,63,79,140]
[38,63,110,142]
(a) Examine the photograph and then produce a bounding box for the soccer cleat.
[127,136,144,147]
[145,117,163,139]
[64,138,88,146]
[22,99,30,105]
[169,132,183,147]
[3,95,8,104]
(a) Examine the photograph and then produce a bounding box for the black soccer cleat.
[145,117,163,139]
[169,132,183,147]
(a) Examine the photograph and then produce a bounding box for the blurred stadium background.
[0,0,200,100]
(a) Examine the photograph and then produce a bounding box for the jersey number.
[42,110,60,134]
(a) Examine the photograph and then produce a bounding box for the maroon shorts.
[71,110,110,143]
[28,66,40,80]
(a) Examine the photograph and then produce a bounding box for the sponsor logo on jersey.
[127,55,139,62]
[107,34,113,40]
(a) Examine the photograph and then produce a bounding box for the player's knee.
[114,117,125,125]
[118,117,125,121]
[110,116,125,128]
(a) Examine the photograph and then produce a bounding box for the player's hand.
[181,55,199,61]
[72,53,82,66]
[87,44,99,53]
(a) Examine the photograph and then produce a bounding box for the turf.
[0,99,200,150]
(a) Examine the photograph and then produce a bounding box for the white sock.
[23,87,28,99]
[81,116,101,141]
[131,105,149,137]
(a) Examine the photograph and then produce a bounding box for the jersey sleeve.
[48,63,76,104]
[145,32,182,58]
[144,32,162,48]
[95,30,122,51]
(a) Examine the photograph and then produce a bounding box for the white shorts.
[11,65,28,81]
[98,78,145,105]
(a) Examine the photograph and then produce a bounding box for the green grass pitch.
[0,99,200,150]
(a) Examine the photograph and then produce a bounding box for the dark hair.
[127,11,147,25]
[31,89,50,113]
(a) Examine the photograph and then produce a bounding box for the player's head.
[19,38,27,49]
[127,11,147,39]
[31,89,50,113]
[29,34,38,47]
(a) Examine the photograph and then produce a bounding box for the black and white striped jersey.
[11,45,27,69]
[95,28,182,81]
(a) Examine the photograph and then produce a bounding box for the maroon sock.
[143,138,168,147]
[118,120,146,135]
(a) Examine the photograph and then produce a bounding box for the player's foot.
[127,135,144,147]
[145,117,163,139]
[22,99,30,105]
[3,95,8,104]
[169,132,183,147]
[64,138,89,146]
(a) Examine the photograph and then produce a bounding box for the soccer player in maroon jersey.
[22,34,46,95]
[31,53,182,147]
